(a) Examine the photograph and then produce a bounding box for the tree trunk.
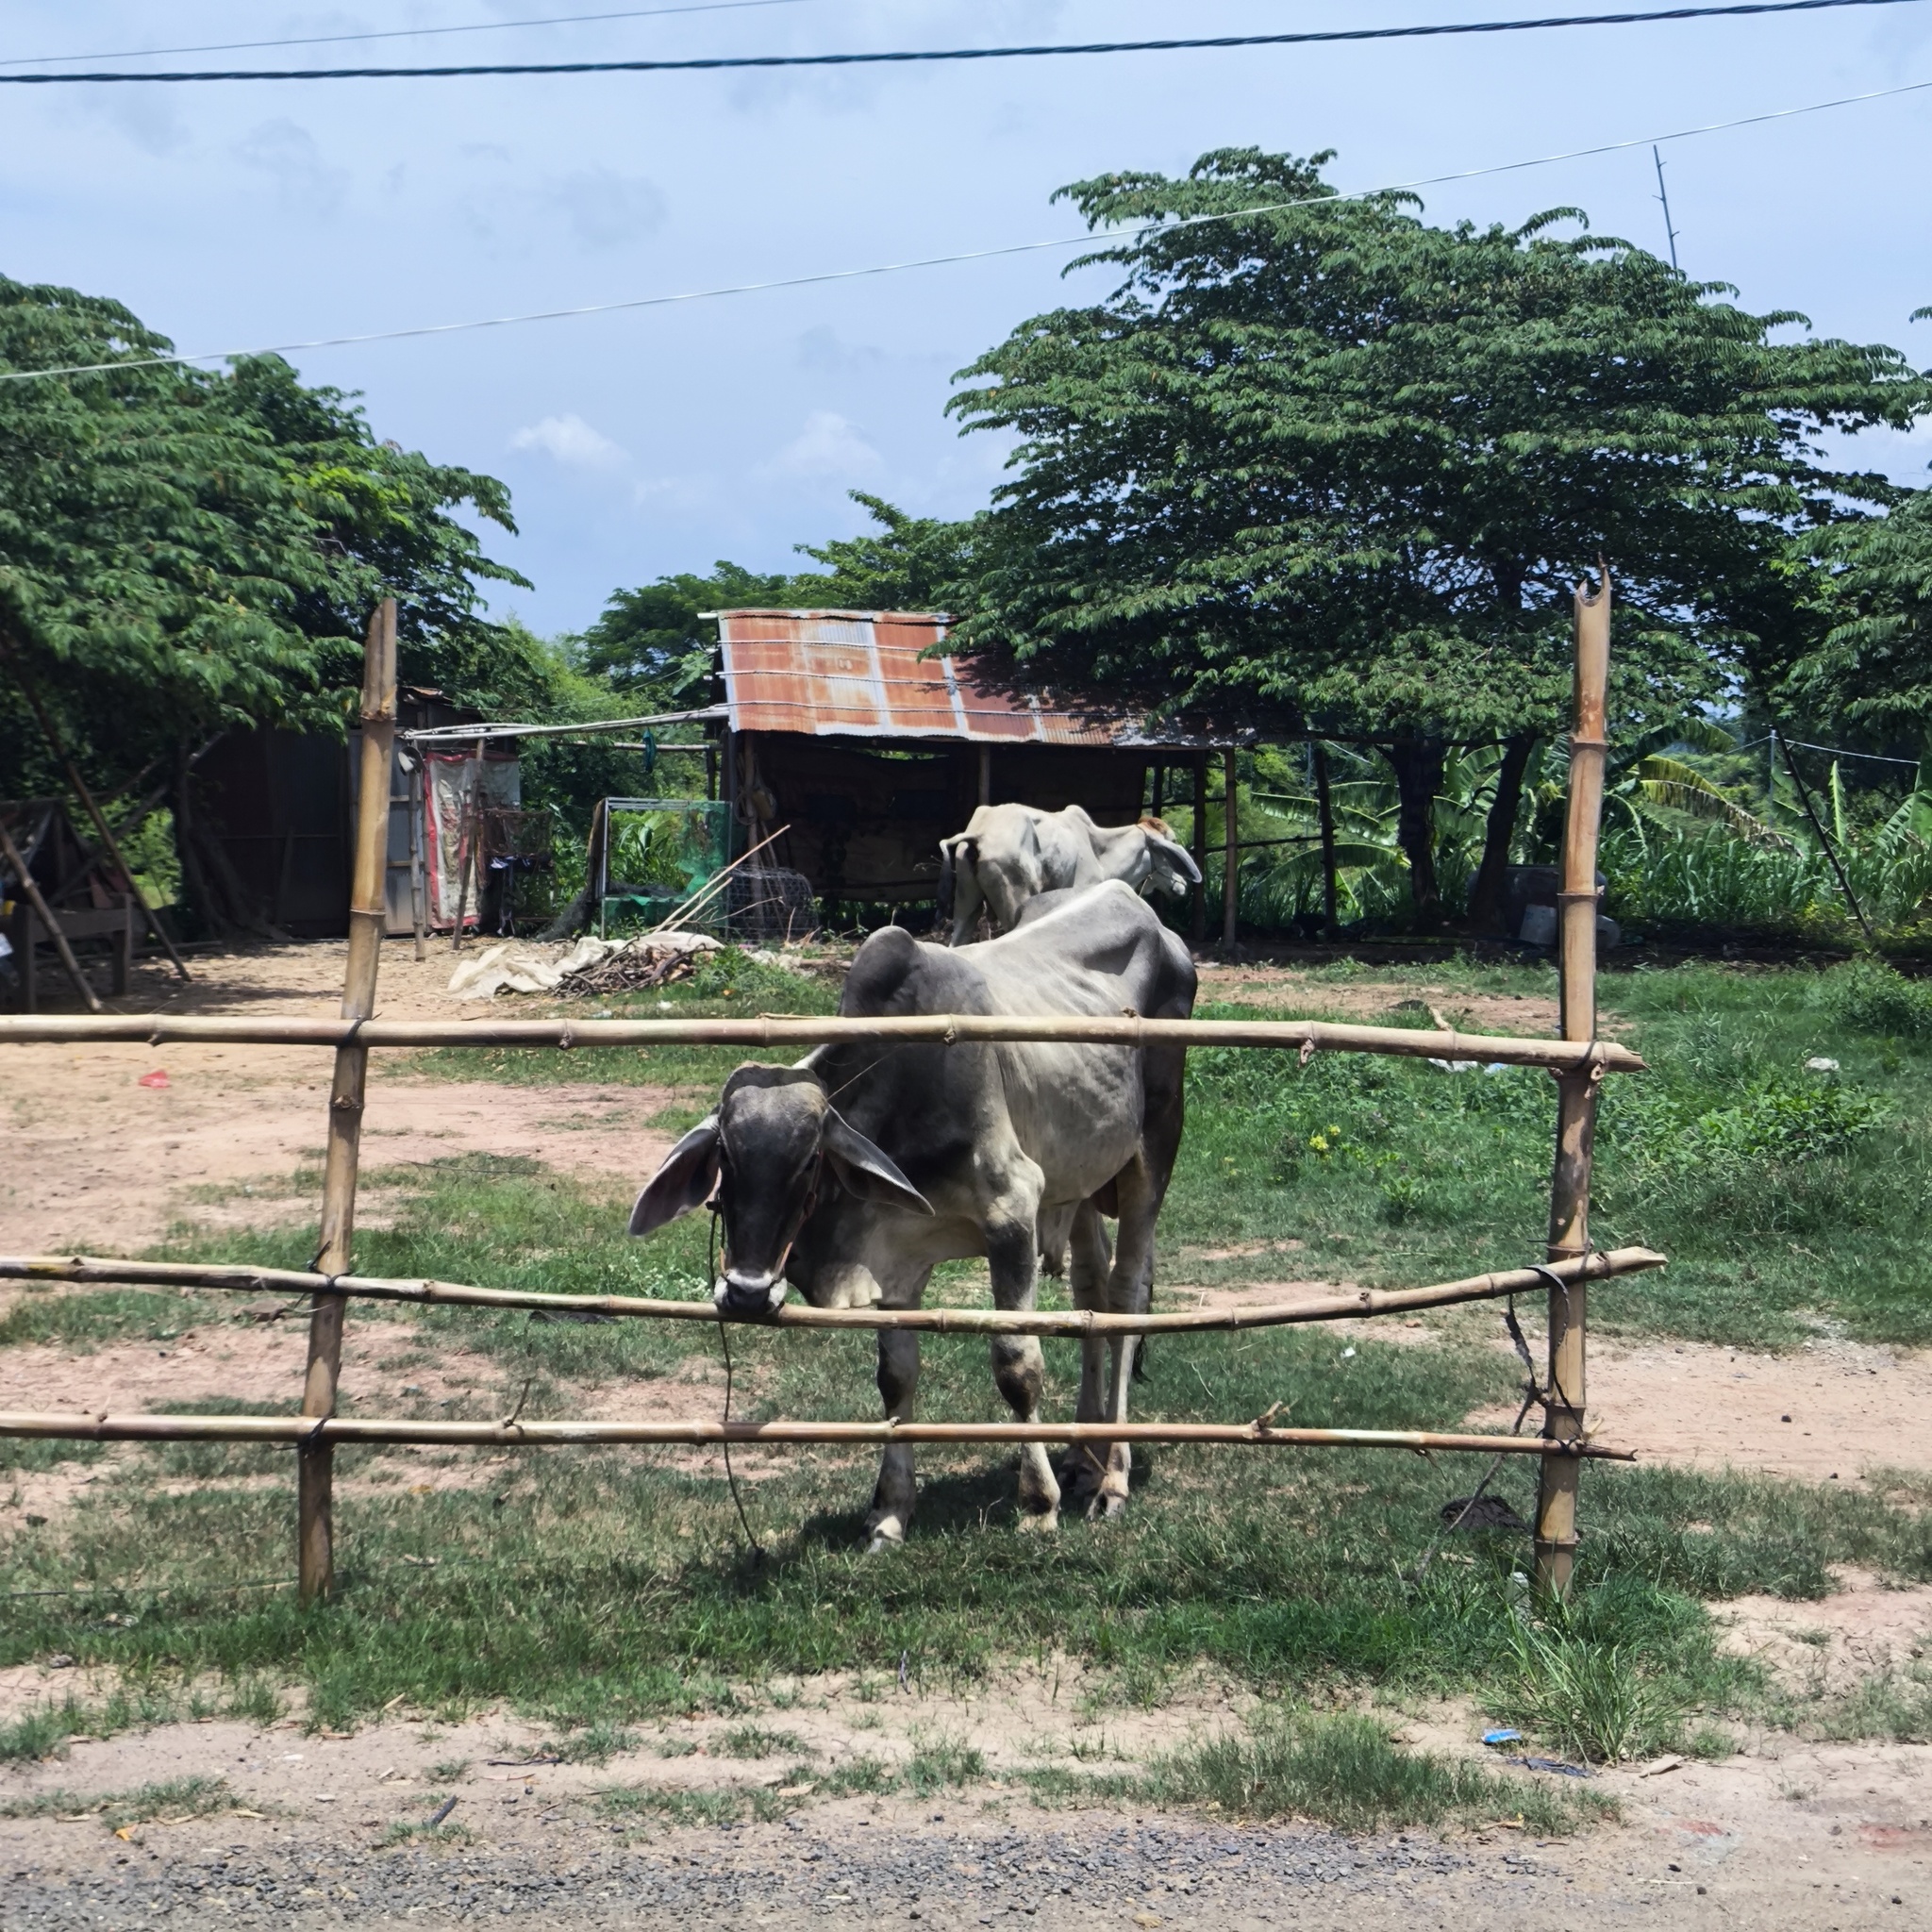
[1312,741,1340,937]
[1466,733,1538,932]
[1385,738,1446,926]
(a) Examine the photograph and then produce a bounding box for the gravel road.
[6,1794,1923,1931]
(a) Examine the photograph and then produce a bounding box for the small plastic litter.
[1482,1728,1524,1747]
[1805,1057,1840,1073]
[137,1070,169,1090]
[1507,1756,1591,1777]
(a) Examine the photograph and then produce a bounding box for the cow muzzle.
[714,1266,789,1320]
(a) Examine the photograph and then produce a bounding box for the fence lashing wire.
[1409,1263,1584,1587]
[709,1204,765,1562]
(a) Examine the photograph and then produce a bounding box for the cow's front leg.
[986,1211,1059,1531]
[1093,1160,1158,1519]
[866,1328,921,1551]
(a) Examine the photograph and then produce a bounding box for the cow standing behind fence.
[937,804,1202,947]
[628,879,1196,1544]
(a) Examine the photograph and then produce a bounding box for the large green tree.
[0,274,528,930]
[948,149,1926,919]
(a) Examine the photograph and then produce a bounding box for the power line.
[0,0,1916,85]
[0,0,819,71]
[4,69,1927,385]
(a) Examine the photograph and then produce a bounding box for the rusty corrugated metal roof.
[715,609,1138,746]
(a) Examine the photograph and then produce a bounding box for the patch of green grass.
[716,1724,808,1759]
[544,1723,640,1765]
[905,1736,986,1794]
[1169,958,1932,1348]
[1495,1614,1688,1764]
[0,1287,237,1351]
[0,1775,230,1825]
[1145,1709,1607,1834]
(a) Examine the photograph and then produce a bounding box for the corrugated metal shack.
[718,608,1214,909]
[194,689,515,938]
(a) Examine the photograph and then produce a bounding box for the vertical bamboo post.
[1222,746,1239,954]
[1534,566,1610,1599]
[299,599,396,1603]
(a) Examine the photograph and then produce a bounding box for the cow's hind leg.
[986,1209,1060,1530]
[1092,1158,1158,1520]
[1058,1199,1114,1509]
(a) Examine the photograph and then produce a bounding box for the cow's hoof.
[864,1521,907,1555]
[1016,1507,1060,1535]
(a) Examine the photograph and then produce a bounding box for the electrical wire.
[0,0,819,71]
[0,0,1916,83]
[4,67,1927,384]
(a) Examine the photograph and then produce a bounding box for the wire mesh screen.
[726,866,819,942]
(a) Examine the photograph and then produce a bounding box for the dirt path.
[1,941,676,1256]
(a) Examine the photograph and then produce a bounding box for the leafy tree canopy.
[575,560,800,711]
[0,274,528,802]
[792,491,979,612]
[947,148,1927,746]
[1789,462,1932,738]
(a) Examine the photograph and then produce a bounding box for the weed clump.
[1147,1709,1602,1834]
[1823,960,1932,1041]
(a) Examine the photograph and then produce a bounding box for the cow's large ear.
[1147,833,1202,886]
[627,1117,721,1236]
[822,1111,934,1215]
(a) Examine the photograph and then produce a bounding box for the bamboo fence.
[0,1010,1642,1071]
[0,1245,1661,1338]
[0,1415,1631,1459]
[0,576,1641,1601]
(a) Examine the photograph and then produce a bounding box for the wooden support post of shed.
[299,598,396,1604]
[0,816,102,1014]
[977,745,991,808]
[1191,757,1208,949]
[0,636,191,982]
[1534,567,1610,1600]
[1222,746,1239,955]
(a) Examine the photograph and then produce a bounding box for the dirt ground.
[5,941,1931,1927]
[1,1678,1927,1928]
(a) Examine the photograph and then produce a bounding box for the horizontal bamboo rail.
[0,1412,1631,1458]
[0,1246,1663,1337]
[0,1010,1644,1073]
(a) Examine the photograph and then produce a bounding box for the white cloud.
[758,410,885,483]
[234,120,348,217]
[510,414,627,471]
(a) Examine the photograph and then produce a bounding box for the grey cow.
[626,880,1195,1546]
[937,803,1201,948]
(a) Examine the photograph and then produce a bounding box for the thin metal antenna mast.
[1652,143,1681,269]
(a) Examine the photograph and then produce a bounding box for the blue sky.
[4,1,1930,635]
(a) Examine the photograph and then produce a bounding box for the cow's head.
[626,1063,932,1318]
[1137,817,1203,899]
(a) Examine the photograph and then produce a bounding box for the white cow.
[937,803,1202,948]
